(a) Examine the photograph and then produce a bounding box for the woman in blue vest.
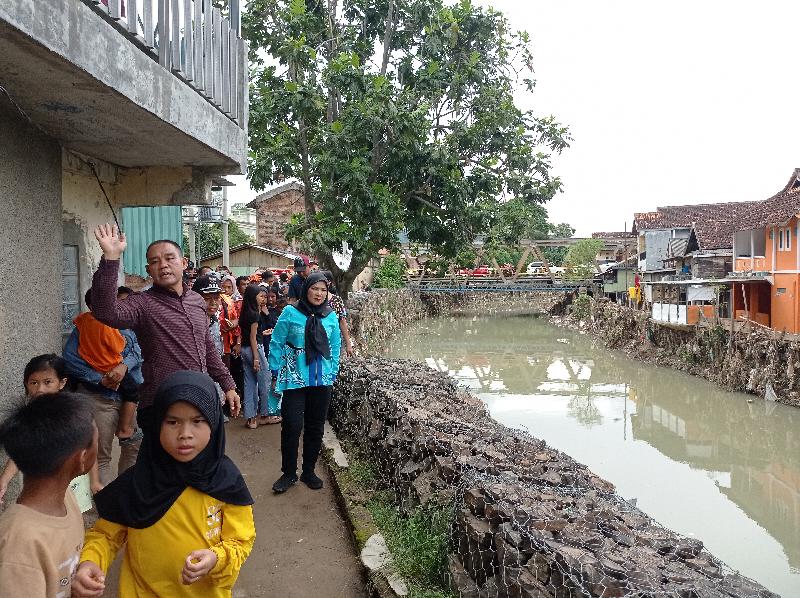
[269,271,341,493]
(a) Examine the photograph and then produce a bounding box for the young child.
[0,392,98,595]
[69,288,141,441]
[73,371,255,597]
[0,355,101,509]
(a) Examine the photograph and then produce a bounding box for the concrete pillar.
[222,186,230,267]
[188,223,197,266]
[0,105,62,398]
[750,230,755,271]
[772,227,777,272]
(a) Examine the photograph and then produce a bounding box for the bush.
[571,293,592,321]
[374,254,407,289]
[368,499,452,592]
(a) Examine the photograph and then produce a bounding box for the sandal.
[260,415,282,425]
[246,418,258,429]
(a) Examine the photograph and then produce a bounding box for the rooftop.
[247,181,305,208]
[635,201,763,250]
[201,243,298,262]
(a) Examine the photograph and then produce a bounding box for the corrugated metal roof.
[121,206,183,277]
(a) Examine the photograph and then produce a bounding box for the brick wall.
[255,188,304,251]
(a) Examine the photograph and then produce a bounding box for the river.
[383,314,800,597]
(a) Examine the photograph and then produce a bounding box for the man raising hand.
[90,224,241,432]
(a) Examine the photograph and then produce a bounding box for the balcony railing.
[85,0,248,128]
[734,256,767,272]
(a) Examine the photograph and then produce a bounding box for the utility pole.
[188,219,197,266]
[222,185,230,268]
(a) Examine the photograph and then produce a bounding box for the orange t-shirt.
[73,312,125,373]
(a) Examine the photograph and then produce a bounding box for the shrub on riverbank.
[334,440,455,598]
[374,255,407,289]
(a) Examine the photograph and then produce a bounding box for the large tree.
[244,0,569,292]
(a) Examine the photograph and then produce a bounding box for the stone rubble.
[332,358,778,598]
[554,297,800,408]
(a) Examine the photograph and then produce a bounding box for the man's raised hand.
[94,223,127,261]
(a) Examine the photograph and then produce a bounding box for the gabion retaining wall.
[331,358,776,598]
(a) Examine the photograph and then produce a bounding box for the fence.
[83,0,248,127]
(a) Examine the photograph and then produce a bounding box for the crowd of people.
[0,224,351,596]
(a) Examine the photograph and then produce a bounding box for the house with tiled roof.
[633,201,763,325]
[729,169,800,332]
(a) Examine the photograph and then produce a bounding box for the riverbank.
[553,296,800,408]
[330,357,776,598]
[339,290,779,596]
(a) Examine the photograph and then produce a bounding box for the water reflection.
[384,315,800,596]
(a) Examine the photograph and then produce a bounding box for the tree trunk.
[316,246,373,299]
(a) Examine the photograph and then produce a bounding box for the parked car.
[526,261,547,276]
[456,265,493,277]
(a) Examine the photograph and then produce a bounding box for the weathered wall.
[253,187,305,251]
[0,104,63,394]
[62,151,208,311]
[560,298,800,407]
[0,104,63,503]
[332,359,773,598]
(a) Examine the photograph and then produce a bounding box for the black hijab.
[294,271,333,363]
[94,371,253,529]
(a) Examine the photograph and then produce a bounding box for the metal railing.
[85,0,248,128]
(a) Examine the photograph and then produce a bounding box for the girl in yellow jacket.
[72,371,255,597]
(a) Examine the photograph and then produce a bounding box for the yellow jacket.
[81,486,255,597]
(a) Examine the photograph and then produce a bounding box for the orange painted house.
[732,169,800,333]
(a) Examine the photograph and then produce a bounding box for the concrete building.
[1,0,248,395]
[730,168,800,333]
[230,203,258,239]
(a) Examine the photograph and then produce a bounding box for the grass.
[334,441,456,598]
[368,498,452,592]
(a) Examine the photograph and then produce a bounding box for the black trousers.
[281,385,332,476]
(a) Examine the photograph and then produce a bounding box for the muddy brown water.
[384,314,800,597]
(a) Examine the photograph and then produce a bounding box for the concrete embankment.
[338,290,774,597]
[557,298,800,408]
[331,358,775,598]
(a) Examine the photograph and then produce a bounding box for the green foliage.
[369,499,453,597]
[548,222,576,238]
[543,246,569,267]
[564,238,604,279]
[183,220,254,262]
[374,254,407,288]
[243,0,569,291]
[571,293,592,320]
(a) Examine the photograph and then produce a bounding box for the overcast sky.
[229,1,800,236]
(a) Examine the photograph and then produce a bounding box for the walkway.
[100,423,367,597]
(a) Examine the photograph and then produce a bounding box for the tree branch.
[380,0,395,76]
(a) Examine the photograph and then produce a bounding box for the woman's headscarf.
[222,274,240,301]
[94,371,252,529]
[294,272,333,363]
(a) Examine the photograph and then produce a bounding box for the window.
[62,245,80,339]
[778,227,792,251]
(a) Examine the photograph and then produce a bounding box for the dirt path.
[101,422,367,597]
